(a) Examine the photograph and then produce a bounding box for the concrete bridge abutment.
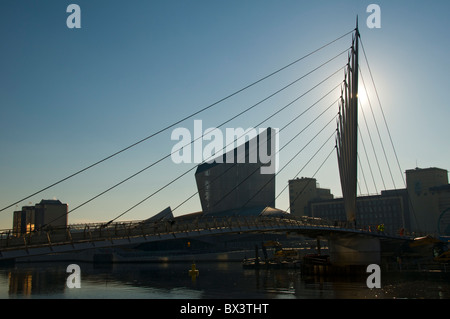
[328,234,381,267]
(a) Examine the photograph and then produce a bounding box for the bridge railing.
[0,215,344,253]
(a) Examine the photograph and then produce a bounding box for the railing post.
[257,216,263,228]
[86,225,93,244]
[244,217,250,229]
[141,224,147,239]
[66,227,75,248]
[6,230,11,248]
[124,223,131,241]
[83,225,88,240]
[105,225,113,244]
[46,231,53,251]
[23,236,27,247]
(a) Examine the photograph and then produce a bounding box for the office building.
[406,167,450,234]
[289,167,450,236]
[13,199,68,236]
[308,189,410,235]
[289,177,333,217]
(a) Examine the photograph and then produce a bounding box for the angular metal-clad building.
[195,128,277,215]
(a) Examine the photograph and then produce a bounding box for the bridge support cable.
[358,124,378,194]
[196,70,343,212]
[65,65,347,225]
[357,152,370,196]
[359,91,386,191]
[359,68,396,190]
[274,128,337,203]
[172,91,340,215]
[38,58,348,228]
[226,116,338,211]
[360,38,406,189]
[35,52,349,227]
[0,29,355,214]
[109,44,348,221]
[116,80,343,221]
[360,38,419,230]
[193,94,339,213]
[235,94,340,210]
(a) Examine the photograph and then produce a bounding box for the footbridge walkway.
[0,215,408,261]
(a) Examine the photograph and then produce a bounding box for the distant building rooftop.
[38,199,65,205]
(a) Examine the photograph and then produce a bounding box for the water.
[1,261,450,299]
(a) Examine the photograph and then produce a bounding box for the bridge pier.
[301,234,382,277]
[328,234,380,267]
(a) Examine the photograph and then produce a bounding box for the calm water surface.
[1,261,449,299]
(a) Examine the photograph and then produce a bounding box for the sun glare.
[358,88,369,106]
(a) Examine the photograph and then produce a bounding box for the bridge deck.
[0,216,407,261]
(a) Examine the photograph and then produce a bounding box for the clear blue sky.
[1,0,449,229]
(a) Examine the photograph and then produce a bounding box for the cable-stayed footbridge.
[0,213,408,262]
[0,21,415,264]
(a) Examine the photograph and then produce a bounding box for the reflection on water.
[1,261,450,299]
